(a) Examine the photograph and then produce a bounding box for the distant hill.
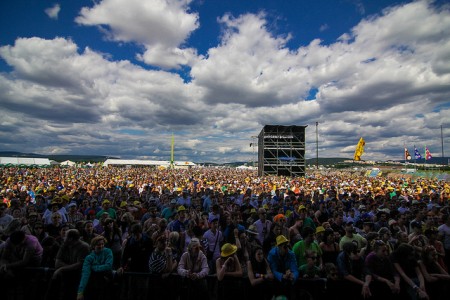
[0,151,116,163]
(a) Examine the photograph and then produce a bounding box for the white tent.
[0,157,51,166]
[60,160,76,166]
[103,159,196,168]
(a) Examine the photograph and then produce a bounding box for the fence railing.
[0,267,341,300]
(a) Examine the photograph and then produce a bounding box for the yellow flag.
[354,137,365,161]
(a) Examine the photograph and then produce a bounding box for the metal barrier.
[1,268,329,300]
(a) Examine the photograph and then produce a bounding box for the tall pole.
[170,133,174,168]
[315,122,319,169]
[441,125,444,164]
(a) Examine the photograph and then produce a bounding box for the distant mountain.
[0,151,116,163]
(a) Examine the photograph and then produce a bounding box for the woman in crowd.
[247,246,274,300]
[80,221,98,245]
[101,218,122,269]
[216,243,243,298]
[319,228,340,265]
[77,236,113,300]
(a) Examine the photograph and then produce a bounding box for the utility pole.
[441,125,444,165]
[316,122,319,169]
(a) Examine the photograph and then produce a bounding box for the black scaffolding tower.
[257,125,307,177]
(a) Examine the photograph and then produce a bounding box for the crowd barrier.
[1,267,330,300]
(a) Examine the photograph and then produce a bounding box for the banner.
[353,137,365,161]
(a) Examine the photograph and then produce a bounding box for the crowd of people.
[0,165,449,300]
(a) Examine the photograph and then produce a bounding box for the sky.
[0,0,449,163]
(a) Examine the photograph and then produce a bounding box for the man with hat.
[95,199,117,220]
[178,238,209,300]
[43,198,68,225]
[267,235,298,298]
[171,205,189,233]
[253,208,272,244]
[203,217,223,274]
[246,224,262,256]
[161,199,177,220]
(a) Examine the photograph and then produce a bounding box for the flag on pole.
[425,146,432,160]
[414,146,422,159]
[353,137,365,161]
[404,148,412,160]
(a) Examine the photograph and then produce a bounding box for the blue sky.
[0,0,449,163]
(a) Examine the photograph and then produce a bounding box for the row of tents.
[0,157,196,169]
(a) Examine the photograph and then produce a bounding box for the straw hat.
[276,235,289,246]
[221,243,237,257]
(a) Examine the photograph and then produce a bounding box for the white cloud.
[45,3,61,20]
[1,0,450,162]
[75,0,199,69]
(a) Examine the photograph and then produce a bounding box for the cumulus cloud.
[75,0,199,69]
[45,3,61,20]
[0,0,449,162]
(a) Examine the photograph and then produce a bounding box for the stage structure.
[257,125,307,177]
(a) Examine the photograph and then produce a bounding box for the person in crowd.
[67,203,84,225]
[216,243,243,298]
[247,246,274,300]
[336,242,372,299]
[177,238,209,300]
[203,218,223,274]
[419,245,450,300]
[319,228,340,265]
[253,208,272,245]
[80,220,97,245]
[339,221,367,251]
[46,212,64,238]
[0,201,14,237]
[298,249,321,279]
[267,235,298,299]
[45,229,90,300]
[263,222,282,255]
[392,243,429,300]
[148,235,177,277]
[293,226,322,269]
[101,218,122,269]
[438,214,450,271]
[95,200,117,220]
[76,236,113,300]
[43,199,68,225]
[378,227,395,255]
[365,239,400,299]
[117,223,154,300]
[0,230,43,276]
[424,227,447,271]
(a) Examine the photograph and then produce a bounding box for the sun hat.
[221,243,237,257]
[315,226,325,234]
[246,225,258,235]
[276,235,289,246]
[298,205,306,211]
[177,205,186,212]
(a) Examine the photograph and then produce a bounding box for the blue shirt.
[267,246,299,282]
[78,247,113,294]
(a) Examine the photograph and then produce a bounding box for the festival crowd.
[0,166,450,300]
